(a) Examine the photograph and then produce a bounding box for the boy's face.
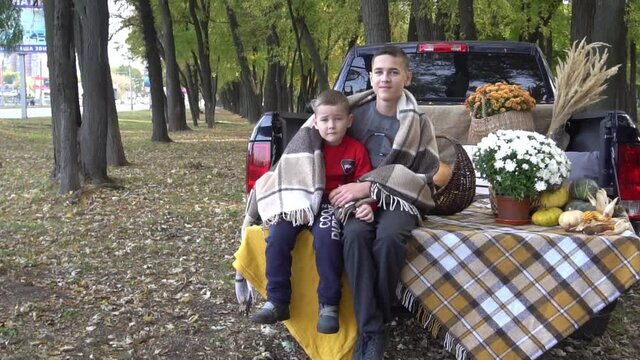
[370,54,412,104]
[313,104,353,146]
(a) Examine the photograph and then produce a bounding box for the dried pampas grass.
[547,38,620,147]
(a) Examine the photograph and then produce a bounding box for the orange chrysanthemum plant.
[465,82,536,119]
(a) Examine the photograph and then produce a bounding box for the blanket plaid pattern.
[243,89,439,230]
[399,199,640,360]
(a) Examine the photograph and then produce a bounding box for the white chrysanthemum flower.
[473,130,571,199]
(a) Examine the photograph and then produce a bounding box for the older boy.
[329,45,439,359]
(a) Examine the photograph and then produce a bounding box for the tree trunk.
[137,0,171,142]
[224,0,261,123]
[180,61,200,127]
[458,0,476,40]
[412,0,443,41]
[105,69,129,166]
[287,0,307,112]
[295,17,329,92]
[412,0,429,41]
[629,41,637,123]
[44,0,81,193]
[188,0,215,127]
[583,0,627,112]
[159,0,188,132]
[433,6,448,40]
[263,25,280,112]
[74,0,110,184]
[360,0,390,44]
[407,9,417,41]
[571,0,596,44]
[44,0,60,181]
[277,62,288,111]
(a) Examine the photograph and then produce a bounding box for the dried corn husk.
[571,217,633,235]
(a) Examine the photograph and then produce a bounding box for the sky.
[108,0,145,71]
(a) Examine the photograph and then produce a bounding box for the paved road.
[0,103,149,119]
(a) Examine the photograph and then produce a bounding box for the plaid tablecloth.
[399,199,640,360]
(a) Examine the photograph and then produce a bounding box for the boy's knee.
[374,234,407,258]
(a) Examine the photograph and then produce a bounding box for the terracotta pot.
[495,195,531,225]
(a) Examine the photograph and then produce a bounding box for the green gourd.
[564,199,596,212]
[569,178,599,201]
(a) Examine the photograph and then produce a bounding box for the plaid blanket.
[399,199,640,360]
[243,89,439,230]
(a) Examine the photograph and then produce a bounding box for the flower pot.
[495,195,531,225]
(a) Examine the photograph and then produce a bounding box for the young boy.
[250,89,374,334]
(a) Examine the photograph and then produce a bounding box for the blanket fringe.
[264,207,315,227]
[371,183,420,216]
[397,285,468,360]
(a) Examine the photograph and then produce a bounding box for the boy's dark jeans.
[342,208,417,335]
[265,199,343,306]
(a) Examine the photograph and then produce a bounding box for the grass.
[1,109,640,360]
[0,110,308,359]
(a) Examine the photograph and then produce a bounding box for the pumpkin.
[569,178,599,201]
[558,210,584,230]
[433,161,453,188]
[531,207,563,226]
[564,199,596,212]
[538,187,570,208]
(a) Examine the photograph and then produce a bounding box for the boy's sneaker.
[317,304,339,334]
[250,301,290,324]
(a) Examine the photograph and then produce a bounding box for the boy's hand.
[355,203,374,223]
[329,182,371,207]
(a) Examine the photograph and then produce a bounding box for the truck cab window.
[407,52,550,103]
[342,56,370,95]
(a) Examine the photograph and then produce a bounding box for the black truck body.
[245,41,640,232]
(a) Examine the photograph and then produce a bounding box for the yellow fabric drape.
[233,225,357,360]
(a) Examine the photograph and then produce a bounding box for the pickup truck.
[239,41,640,359]
[246,41,640,232]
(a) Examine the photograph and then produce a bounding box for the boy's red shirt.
[322,135,375,211]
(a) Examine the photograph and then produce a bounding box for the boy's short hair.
[372,45,410,71]
[311,89,350,114]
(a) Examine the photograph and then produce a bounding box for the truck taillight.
[246,142,271,194]
[418,42,468,53]
[616,143,640,219]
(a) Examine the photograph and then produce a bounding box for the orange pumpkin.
[434,161,453,188]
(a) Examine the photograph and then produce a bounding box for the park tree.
[188,0,216,127]
[361,0,390,44]
[262,23,287,112]
[289,4,330,92]
[43,0,81,192]
[73,0,120,180]
[0,0,22,50]
[45,0,127,193]
[571,0,631,115]
[136,0,171,142]
[458,0,476,40]
[180,56,201,126]
[75,1,129,167]
[223,0,261,123]
[159,0,188,132]
[409,0,451,41]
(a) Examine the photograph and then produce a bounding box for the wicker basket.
[468,110,535,144]
[430,136,476,215]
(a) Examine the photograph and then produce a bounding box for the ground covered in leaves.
[1,110,639,360]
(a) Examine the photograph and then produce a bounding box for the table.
[399,199,640,360]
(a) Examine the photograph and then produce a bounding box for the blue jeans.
[265,198,343,305]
